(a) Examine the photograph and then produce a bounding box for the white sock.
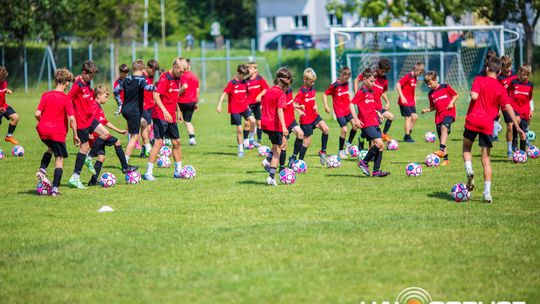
[145,143,152,151]
[174,161,182,173]
[147,162,154,175]
[125,155,130,164]
[484,181,491,195]
[238,144,243,152]
[507,142,512,153]
[464,161,473,175]
[248,132,254,141]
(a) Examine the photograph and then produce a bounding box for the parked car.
[265,34,314,50]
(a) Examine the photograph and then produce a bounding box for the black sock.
[383,119,392,134]
[293,138,303,156]
[347,129,357,144]
[280,150,287,168]
[74,152,86,175]
[363,145,380,163]
[269,167,276,179]
[53,168,63,188]
[512,126,518,151]
[339,136,345,150]
[243,130,249,140]
[266,155,272,163]
[440,144,446,151]
[257,128,262,141]
[299,145,308,160]
[373,150,383,172]
[321,133,328,151]
[40,152,53,170]
[189,134,195,138]
[7,123,16,135]
[114,145,129,169]
[444,153,449,160]
[89,138,106,157]
[358,136,365,150]
[94,160,103,178]
[520,139,527,151]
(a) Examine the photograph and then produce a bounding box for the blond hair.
[94,84,109,97]
[518,64,532,75]
[54,68,73,84]
[303,68,317,80]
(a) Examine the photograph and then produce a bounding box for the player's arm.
[322,93,331,113]
[105,122,127,135]
[113,81,124,106]
[138,78,155,91]
[256,89,267,103]
[34,110,42,121]
[178,83,188,96]
[277,108,288,136]
[505,104,526,139]
[293,102,305,116]
[153,92,173,123]
[529,84,534,119]
[349,94,363,128]
[447,94,459,109]
[217,92,227,113]
[353,77,361,93]
[381,92,390,110]
[68,115,80,146]
[395,82,407,105]
[176,103,184,123]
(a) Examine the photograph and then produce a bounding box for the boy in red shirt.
[498,55,519,157]
[323,67,357,158]
[140,59,160,157]
[421,71,459,166]
[245,61,269,147]
[261,68,291,186]
[508,64,534,153]
[35,69,80,196]
[0,66,20,145]
[463,57,525,203]
[217,64,256,157]
[178,58,200,146]
[396,62,424,142]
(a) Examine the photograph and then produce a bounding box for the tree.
[35,0,74,57]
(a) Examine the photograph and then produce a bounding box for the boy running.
[396,62,424,142]
[507,65,534,153]
[178,58,200,145]
[0,66,20,145]
[140,59,160,157]
[245,61,269,146]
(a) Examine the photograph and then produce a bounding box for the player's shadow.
[18,190,39,196]
[203,151,238,156]
[490,159,513,163]
[427,191,452,201]
[245,170,265,174]
[390,161,412,165]
[325,173,362,178]
[237,180,267,185]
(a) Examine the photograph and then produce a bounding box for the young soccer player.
[507,65,534,153]
[283,86,305,170]
[354,69,390,177]
[498,55,519,158]
[295,68,330,165]
[0,66,20,145]
[396,62,424,142]
[462,56,525,203]
[87,85,130,186]
[261,68,291,186]
[245,61,269,146]
[421,71,459,166]
[35,68,80,196]
[143,57,187,181]
[323,67,357,158]
[217,64,256,157]
[354,59,395,142]
[140,59,160,157]
[178,58,200,145]
[113,64,129,114]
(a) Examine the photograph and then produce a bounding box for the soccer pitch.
[0,89,539,303]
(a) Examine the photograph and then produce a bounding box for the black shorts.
[122,111,142,135]
[77,128,91,144]
[264,130,283,145]
[436,116,455,138]
[301,115,323,137]
[249,103,262,120]
[287,120,299,133]
[463,128,493,148]
[361,126,382,141]
[42,139,68,158]
[380,108,387,114]
[153,119,180,140]
[0,106,16,123]
[179,102,197,123]
[89,119,100,133]
[336,114,353,128]
[399,105,417,117]
[502,109,519,124]
[141,109,153,125]
[230,109,253,126]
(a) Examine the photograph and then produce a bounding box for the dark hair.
[55,68,73,84]
[424,71,437,84]
[0,66,8,82]
[487,56,502,74]
[339,67,351,75]
[132,59,145,72]
[237,64,249,75]
[362,68,374,79]
[119,63,129,73]
[147,59,159,70]
[82,60,99,74]
[378,59,391,72]
[274,67,292,86]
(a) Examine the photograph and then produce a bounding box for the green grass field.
[0,86,539,303]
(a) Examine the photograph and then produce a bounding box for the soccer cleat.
[50,189,60,197]
[318,150,327,165]
[372,171,391,177]
[252,141,260,147]
[466,171,475,191]
[88,179,98,186]
[143,173,156,181]
[381,133,392,142]
[483,192,493,203]
[189,137,197,146]
[122,165,139,174]
[403,136,415,143]
[36,169,52,188]
[358,160,370,176]
[238,151,244,158]
[68,176,86,189]
[441,159,450,166]
[173,171,182,178]
[139,146,146,158]
[266,176,278,186]
[434,150,445,158]
[5,136,19,145]
[288,155,297,168]
[85,157,96,175]
[261,158,270,172]
[338,150,347,159]
[507,151,513,160]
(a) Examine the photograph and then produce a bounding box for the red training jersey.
[261,85,287,132]
[497,70,517,90]
[223,79,248,114]
[324,81,351,117]
[0,81,9,110]
[246,75,269,105]
[465,76,509,135]
[427,83,458,125]
[283,87,296,127]
[68,76,95,129]
[294,85,318,125]
[508,79,534,120]
[178,70,199,104]
[153,71,181,120]
[143,73,155,110]
[352,86,379,128]
[398,71,418,106]
[357,72,388,111]
[36,90,74,143]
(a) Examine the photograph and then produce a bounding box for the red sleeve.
[498,88,510,108]
[223,81,233,94]
[277,92,287,109]
[357,74,364,81]
[351,90,363,105]
[428,94,435,108]
[180,75,187,85]
[260,78,269,90]
[65,95,74,116]
[293,89,303,104]
[37,94,47,112]
[156,78,168,95]
[383,82,388,93]
[324,84,334,95]
[398,74,411,86]
[471,77,481,95]
[446,85,457,97]
[67,82,80,101]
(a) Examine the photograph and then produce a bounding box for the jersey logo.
[433,95,448,102]
[234,89,246,94]
[82,94,91,99]
[337,91,349,97]
[168,88,179,93]
[305,97,316,102]
[373,84,384,90]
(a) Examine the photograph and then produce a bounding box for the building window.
[293,15,308,29]
[265,16,276,32]
[328,14,343,26]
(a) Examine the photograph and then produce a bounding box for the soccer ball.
[11,145,24,157]
[180,165,196,179]
[425,131,437,143]
[159,146,172,157]
[387,139,399,150]
[451,183,470,202]
[527,145,539,158]
[36,182,51,195]
[527,130,536,141]
[512,150,527,163]
[405,162,423,177]
[125,171,142,184]
[357,150,368,160]
[0,149,4,160]
[279,168,296,184]
[99,172,116,188]
[326,154,341,168]
[291,159,307,173]
[348,145,360,157]
[157,156,171,168]
[425,153,441,167]
[258,145,271,157]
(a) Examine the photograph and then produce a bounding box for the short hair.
[303,68,317,81]
[487,56,502,73]
[424,71,437,84]
[147,59,159,70]
[54,68,73,84]
[119,63,129,73]
[0,66,8,82]
[362,68,374,80]
[94,84,109,97]
[274,67,292,86]
[501,55,513,69]
[378,59,391,72]
[173,56,187,69]
[485,49,497,63]
[518,64,532,75]
[82,60,99,74]
[415,62,425,68]
[247,61,257,68]
[339,67,351,76]
[132,59,145,72]
[237,64,249,76]
[185,58,191,66]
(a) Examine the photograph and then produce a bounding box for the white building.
[256,0,358,50]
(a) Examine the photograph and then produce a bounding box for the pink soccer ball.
[125,170,142,184]
[12,145,24,157]
[180,165,196,179]
[451,183,470,202]
[425,153,441,167]
[0,149,4,160]
[405,162,423,177]
[387,139,399,150]
[326,155,341,168]
[348,145,360,157]
[291,159,307,174]
[527,145,539,158]
[157,156,171,168]
[279,168,296,184]
[99,172,116,188]
[512,150,527,163]
[258,145,271,157]
[36,181,52,196]
[159,146,172,157]
[425,131,437,143]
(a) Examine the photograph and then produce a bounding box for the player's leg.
[339,124,348,158]
[480,144,493,203]
[246,113,256,147]
[5,107,19,145]
[371,136,389,177]
[69,129,91,189]
[37,145,53,187]
[236,125,244,157]
[382,110,394,141]
[166,123,182,177]
[299,122,314,161]
[462,129,477,191]
[140,117,150,157]
[123,114,141,164]
[50,155,64,196]
[346,119,357,151]
[256,119,263,144]
[519,119,529,152]
[181,103,197,146]
[317,120,330,165]
[288,125,304,167]
[266,131,283,186]
[502,110,515,158]
[243,120,250,148]
[144,119,164,181]
[89,154,106,186]
[410,112,418,136]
